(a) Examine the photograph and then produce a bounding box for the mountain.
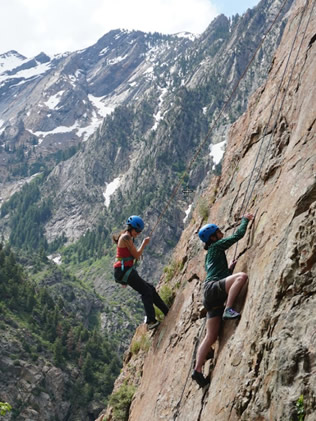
[0,31,195,179]
[0,0,293,254]
[98,0,316,419]
[42,0,293,287]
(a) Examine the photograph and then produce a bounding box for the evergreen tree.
[53,337,64,366]
[82,352,94,381]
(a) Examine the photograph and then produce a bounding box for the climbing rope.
[232,0,314,260]
[149,0,290,237]
[244,0,315,212]
[173,318,207,421]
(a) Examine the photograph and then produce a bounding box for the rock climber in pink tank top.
[113,215,169,330]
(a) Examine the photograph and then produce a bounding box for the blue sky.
[0,0,260,58]
[214,0,260,17]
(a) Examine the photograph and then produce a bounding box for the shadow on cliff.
[151,288,187,354]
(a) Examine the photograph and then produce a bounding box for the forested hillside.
[0,244,121,420]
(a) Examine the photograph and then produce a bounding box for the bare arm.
[120,234,150,259]
[244,212,254,220]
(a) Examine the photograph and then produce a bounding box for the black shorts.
[203,279,227,319]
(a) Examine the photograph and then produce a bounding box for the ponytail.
[112,225,133,244]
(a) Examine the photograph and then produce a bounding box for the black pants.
[114,267,169,323]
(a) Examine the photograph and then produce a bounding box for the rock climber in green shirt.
[192,213,254,387]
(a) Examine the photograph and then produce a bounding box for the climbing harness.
[115,256,136,285]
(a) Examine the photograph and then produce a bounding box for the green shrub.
[163,260,183,283]
[159,285,175,308]
[0,402,12,416]
[198,197,209,221]
[130,340,141,355]
[295,395,305,421]
[109,383,136,421]
[155,285,175,321]
[131,334,151,355]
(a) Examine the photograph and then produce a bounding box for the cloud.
[0,0,219,57]
[91,0,219,34]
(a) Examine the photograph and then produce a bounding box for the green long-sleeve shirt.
[204,217,249,282]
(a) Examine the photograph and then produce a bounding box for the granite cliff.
[99,0,316,420]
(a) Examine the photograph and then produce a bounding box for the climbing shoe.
[222,307,241,320]
[147,320,160,330]
[191,370,210,388]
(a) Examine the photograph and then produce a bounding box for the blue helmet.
[126,215,144,232]
[198,224,219,243]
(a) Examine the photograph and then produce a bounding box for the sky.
[0,0,260,58]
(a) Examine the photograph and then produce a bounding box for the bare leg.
[194,316,221,372]
[224,272,248,308]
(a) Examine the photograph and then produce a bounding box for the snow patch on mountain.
[209,140,226,167]
[0,60,52,84]
[31,93,115,143]
[27,92,116,143]
[151,87,168,131]
[183,203,193,223]
[44,91,65,110]
[173,32,199,41]
[88,95,114,118]
[0,51,27,73]
[29,123,80,144]
[99,47,109,56]
[0,119,5,134]
[77,114,101,141]
[48,254,62,265]
[108,54,129,65]
[103,177,121,207]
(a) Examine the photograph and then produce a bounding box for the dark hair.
[112,225,133,244]
[203,229,220,250]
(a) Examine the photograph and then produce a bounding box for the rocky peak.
[0,28,196,191]
[34,52,51,64]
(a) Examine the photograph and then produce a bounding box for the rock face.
[0,336,71,421]
[99,1,316,420]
